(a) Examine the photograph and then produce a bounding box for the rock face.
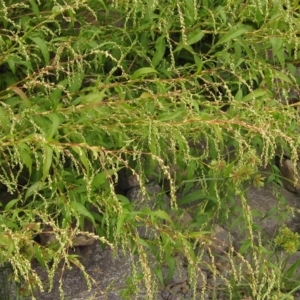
[39,220,96,247]
[2,159,300,299]
[224,183,300,250]
[33,244,133,300]
[126,182,170,239]
[210,224,232,255]
[279,159,300,194]
[126,182,169,211]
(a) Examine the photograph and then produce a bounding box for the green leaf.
[92,169,118,188]
[34,244,46,268]
[152,36,166,67]
[92,171,108,187]
[29,36,49,65]
[136,237,151,249]
[0,220,18,230]
[66,8,75,29]
[29,0,40,17]
[235,89,243,101]
[50,79,68,104]
[7,58,16,75]
[43,145,53,181]
[10,86,31,108]
[131,67,158,80]
[216,26,248,46]
[241,89,266,102]
[158,110,184,122]
[186,29,204,45]
[70,202,95,226]
[266,174,276,185]
[72,146,90,176]
[185,0,195,20]
[261,207,278,220]
[270,37,285,68]
[117,194,131,205]
[154,267,164,285]
[213,125,223,151]
[273,70,293,84]
[181,44,195,54]
[0,235,14,256]
[178,189,205,206]
[116,209,129,235]
[5,199,19,211]
[81,90,106,104]
[46,113,60,140]
[0,107,10,130]
[237,40,253,59]
[287,63,296,76]
[150,210,174,226]
[68,72,84,93]
[238,239,251,254]
[194,55,202,74]
[284,258,300,279]
[25,182,45,200]
[166,255,176,282]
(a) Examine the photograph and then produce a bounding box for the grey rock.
[33,243,132,300]
[207,275,226,288]
[172,257,188,284]
[126,182,170,239]
[169,210,193,229]
[196,269,207,290]
[279,159,300,194]
[39,220,96,247]
[165,281,190,300]
[116,168,140,191]
[163,255,188,285]
[269,251,300,276]
[197,250,213,272]
[210,225,232,255]
[126,182,169,210]
[161,288,171,299]
[0,264,18,300]
[225,183,300,249]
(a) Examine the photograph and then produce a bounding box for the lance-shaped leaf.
[215,26,248,46]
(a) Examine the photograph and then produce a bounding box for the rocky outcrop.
[279,158,300,194]
[2,157,300,300]
[39,220,97,247]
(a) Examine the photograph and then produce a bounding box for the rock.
[162,254,188,285]
[0,263,17,300]
[169,210,193,229]
[39,220,96,247]
[279,159,300,194]
[162,281,190,300]
[270,251,300,276]
[116,168,139,191]
[225,183,300,249]
[207,273,226,288]
[70,232,96,247]
[171,256,188,284]
[126,182,170,239]
[126,182,169,210]
[196,269,207,290]
[210,225,232,255]
[33,244,132,300]
[197,250,213,272]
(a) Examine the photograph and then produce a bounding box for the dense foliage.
[0,0,300,299]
